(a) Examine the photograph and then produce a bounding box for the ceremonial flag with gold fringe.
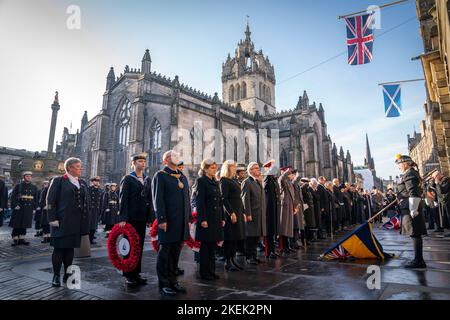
[321,222,391,260]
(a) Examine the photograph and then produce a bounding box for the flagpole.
[338,0,410,19]
[367,199,398,224]
[378,78,424,86]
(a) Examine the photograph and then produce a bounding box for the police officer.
[102,182,119,238]
[88,176,103,245]
[9,171,38,246]
[395,154,427,268]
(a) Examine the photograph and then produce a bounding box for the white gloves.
[15,206,21,210]
[409,197,421,218]
[49,220,60,227]
[105,209,110,212]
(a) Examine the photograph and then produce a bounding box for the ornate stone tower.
[47,91,60,156]
[222,22,276,115]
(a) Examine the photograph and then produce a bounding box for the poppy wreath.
[184,211,201,252]
[107,223,141,272]
[150,219,159,252]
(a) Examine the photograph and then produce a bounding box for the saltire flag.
[382,84,402,117]
[321,222,391,260]
[344,13,374,65]
[382,214,401,230]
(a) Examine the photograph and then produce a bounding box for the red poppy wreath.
[150,219,159,252]
[107,223,141,272]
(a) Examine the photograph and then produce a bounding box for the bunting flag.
[344,13,374,65]
[382,83,402,117]
[321,222,391,260]
[382,214,401,230]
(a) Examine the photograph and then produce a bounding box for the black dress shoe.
[175,267,185,276]
[200,274,214,281]
[405,260,427,269]
[52,275,61,287]
[18,239,30,246]
[171,283,187,293]
[231,258,244,270]
[125,277,139,287]
[135,275,147,285]
[11,240,19,247]
[254,257,262,263]
[246,257,258,265]
[160,287,177,296]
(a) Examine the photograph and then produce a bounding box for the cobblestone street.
[1,222,449,300]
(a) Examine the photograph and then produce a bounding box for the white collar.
[66,172,80,189]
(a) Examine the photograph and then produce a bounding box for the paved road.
[0,221,450,300]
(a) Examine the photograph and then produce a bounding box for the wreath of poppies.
[149,213,201,252]
[107,223,141,272]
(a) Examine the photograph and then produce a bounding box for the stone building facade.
[416,0,450,175]
[57,24,355,185]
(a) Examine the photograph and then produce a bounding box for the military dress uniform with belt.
[88,178,103,244]
[9,172,38,246]
[396,154,427,268]
[102,186,120,234]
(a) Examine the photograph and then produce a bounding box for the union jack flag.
[323,245,350,260]
[344,13,374,65]
[382,215,401,230]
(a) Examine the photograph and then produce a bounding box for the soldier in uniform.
[39,179,51,243]
[102,182,119,238]
[118,154,153,287]
[262,160,280,260]
[0,175,7,227]
[88,176,103,245]
[34,181,48,237]
[395,154,427,268]
[9,171,38,246]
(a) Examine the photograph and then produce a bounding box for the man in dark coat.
[241,162,266,265]
[262,160,280,259]
[332,178,346,231]
[396,154,427,268]
[152,150,190,296]
[278,167,296,254]
[432,171,450,236]
[88,176,103,244]
[0,176,7,227]
[9,171,38,246]
[301,178,315,241]
[317,176,329,239]
[118,154,153,287]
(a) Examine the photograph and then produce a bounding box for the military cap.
[131,153,147,161]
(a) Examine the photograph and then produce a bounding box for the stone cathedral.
[56,24,355,184]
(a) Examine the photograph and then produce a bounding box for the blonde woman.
[219,160,246,271]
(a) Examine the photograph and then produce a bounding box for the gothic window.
[245,138,250,164]
[267,87,271,105]
[280,149,288,168]
[262,84,267,102]
[149,119,162,169]
[264,104,268,116]
[229,85,235,102]
[118,100,131,146]
[236,83,241,100]
[307,135,315,161]
[259,82,263,99]
[241,82,247,99]
[234,137,238,162]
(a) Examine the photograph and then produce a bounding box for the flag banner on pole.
[382,83,402,117]
[344,13,374,65]
[320,222,391,260]
[382,213,401,230]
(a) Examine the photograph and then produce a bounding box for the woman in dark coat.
[195,159,225,280]
[395,154,427,269]
[301,179,316,241]
[220,160,245,271]
[46,158,90,287]
[102,182,120,237]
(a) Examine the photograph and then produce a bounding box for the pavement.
[0,220,450,300]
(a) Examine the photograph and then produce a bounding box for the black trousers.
[245,236,259,259]
[104,224,114,232]
[412,235,424,262]
[157,242,182,288]
[264,235,275,256]
[42,224,50,234]
[199,241,217,277]
[52,248,74,276]
[223,240,237,260]
[89,230,96,243]
[123,220,147,278]
[35,220,41,230]
[11,228,26,237]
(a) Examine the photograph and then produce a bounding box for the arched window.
[280,149,288,168]
[229,85,234,102]
[236,83,241,100]
[262,84,267,102]
[259,82,263,99]
[149,119,162,170]
[118,100,131,146]
[241,82,247,99]
[267,87,271,105]
[114,99,131,181]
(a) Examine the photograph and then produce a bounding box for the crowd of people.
[0,151,449,296]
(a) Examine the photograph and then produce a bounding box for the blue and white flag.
[382,84,402,117]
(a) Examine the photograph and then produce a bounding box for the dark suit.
[152,167,190,289]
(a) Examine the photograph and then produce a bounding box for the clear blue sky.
[0,0,425,179]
